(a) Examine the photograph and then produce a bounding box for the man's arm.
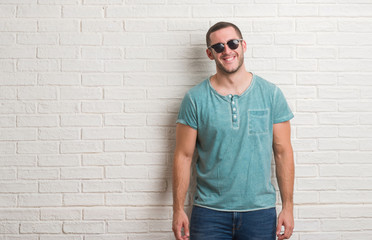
[273,120,294,240]
[172,123,197,240]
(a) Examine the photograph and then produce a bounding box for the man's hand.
[276,208,294,240]
[172,210,190,240]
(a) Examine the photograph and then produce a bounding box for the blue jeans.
[190,205,277,240]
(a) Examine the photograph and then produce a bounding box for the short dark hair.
[206,22,243,47]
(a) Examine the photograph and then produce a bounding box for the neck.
[212,68,253,96]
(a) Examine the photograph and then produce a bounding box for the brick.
[38,102,80,114]
[235,4,276,17]
[339,152,372,164]
[82,73,122,86]
[0,116,15,127]
[125,19,166,32]
[40,236,82,240]
[107,221,147,233]
[297,47,337,59]
[106,6,148,18]
[319,87,359,99]
[18,86,57,100]
[318,139,358,150]
[193,5,233,18]
[339,47,372,59]
[318,33,372,46]
[105,140,145,152]
[297,126,338,138]
[38,73,80,86]
[0,208,38,221]
[0,195,17,207]
[338,179,372,190]
[17,115,58,127]
[62,60,104,72]
[38,19,80,32]
[17,5,61,18]
[125,127,167,139]
[18,194,62,207]
[275,33,315,45]
[17,33,58,45]
[106,166,147,179]
[0,6,16,18]
[294,191,318,204]
[17,59,59,72]
[82,101,123,113]
[320,219,372,231]
[279,4,318,17]
[38,155,80,167]
[0,169,16,180]
[168,20,209,31]
[296,100,337,112]
[295,165,317,177]
[39,181,80,193]
[0,155,36,167]
[0,222,18,234]
[297,152,338,164]
[292,139,317,151]
[60,33,102,45]
[125,101,168,113]
[105,60,145,72]
[320,165,372,177]
[106,193,173,206]
[17,142,59,154]
[253,19,293,32]
[62,6,104,18]
[299,206,339,219]
[300,233,340,240]
[0,47,35,58]
[127,47,167,59]
[297,179,337,190]
[0,128,36,140]
[0,33,15,45]
[60,87,102,100]
[318,113,358,125]
[105,88,145,100]
[252,46,292,58]
[63,194,104,206]
[84,207,125,220]
[82,47,123,59]
[148,6,190,17]
[338,20,372,32]
[105,114,146,126]
[296,19,337,32]
[146,140,175,153]
[126,207,169,220]
[0,20,37,32]
[361,139,372,150]
[82,153,123,166]
[20,222,62,234]
[82,127,124,139]
[145,33,189,46]
[276,59,317,71]
[319,4,372,17]
[18,168,59,180]
[103,33,144,46]
[41,208,81,220]
[297,73,337,85]
[125,153,168,165]
[63,222,105,234]
[82,181,123,193]
[0,143,15,154]
[38,46,79,59]
[82,20,123,32]
[339,126,372,137]
[0,59,14,72]
[61,115,102,127]
[126,180,167,192]
[61,167,104,179]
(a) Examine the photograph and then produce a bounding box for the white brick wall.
[0,1,371,239]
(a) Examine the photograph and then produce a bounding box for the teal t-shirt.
[176,74,294,211]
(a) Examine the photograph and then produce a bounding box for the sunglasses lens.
[227,39,240,50]
[211,43,225,53]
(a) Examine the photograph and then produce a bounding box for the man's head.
[206,22,246,74]
[206,22,243,47]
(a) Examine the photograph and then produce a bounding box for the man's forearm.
[172,154,192,212]
[275,150,294,209]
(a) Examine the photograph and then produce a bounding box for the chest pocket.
[248,109,269,134]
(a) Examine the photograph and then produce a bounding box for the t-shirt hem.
[193,203,276,212]
[176,119,197,130]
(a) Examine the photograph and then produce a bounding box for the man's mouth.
[222,55,236,63]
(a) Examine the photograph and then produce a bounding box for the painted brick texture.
[0,1,372,239]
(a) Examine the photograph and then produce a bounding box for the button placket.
[231,96,239,128]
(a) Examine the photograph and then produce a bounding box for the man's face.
[207,26,246,74]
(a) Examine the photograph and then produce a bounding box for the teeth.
[225,57,234,61]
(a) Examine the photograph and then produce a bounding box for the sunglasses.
[208,39,243,53]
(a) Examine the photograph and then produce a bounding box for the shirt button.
[233,115,237,119]
[232,101,235,104]
[233,108,236,112]
[229,94,232,98]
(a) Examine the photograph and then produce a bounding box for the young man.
[172,22,294,240]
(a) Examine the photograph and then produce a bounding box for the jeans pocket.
[248,109,269,134]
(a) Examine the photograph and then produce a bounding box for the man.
[172,22,294,240]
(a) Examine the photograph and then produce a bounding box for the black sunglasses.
[208,39,243,53]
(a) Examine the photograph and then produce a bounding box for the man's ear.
[242,40,247,53]
[206,48,215,60]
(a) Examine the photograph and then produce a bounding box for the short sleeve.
[273,87,294,124]
[176,92,198,130]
